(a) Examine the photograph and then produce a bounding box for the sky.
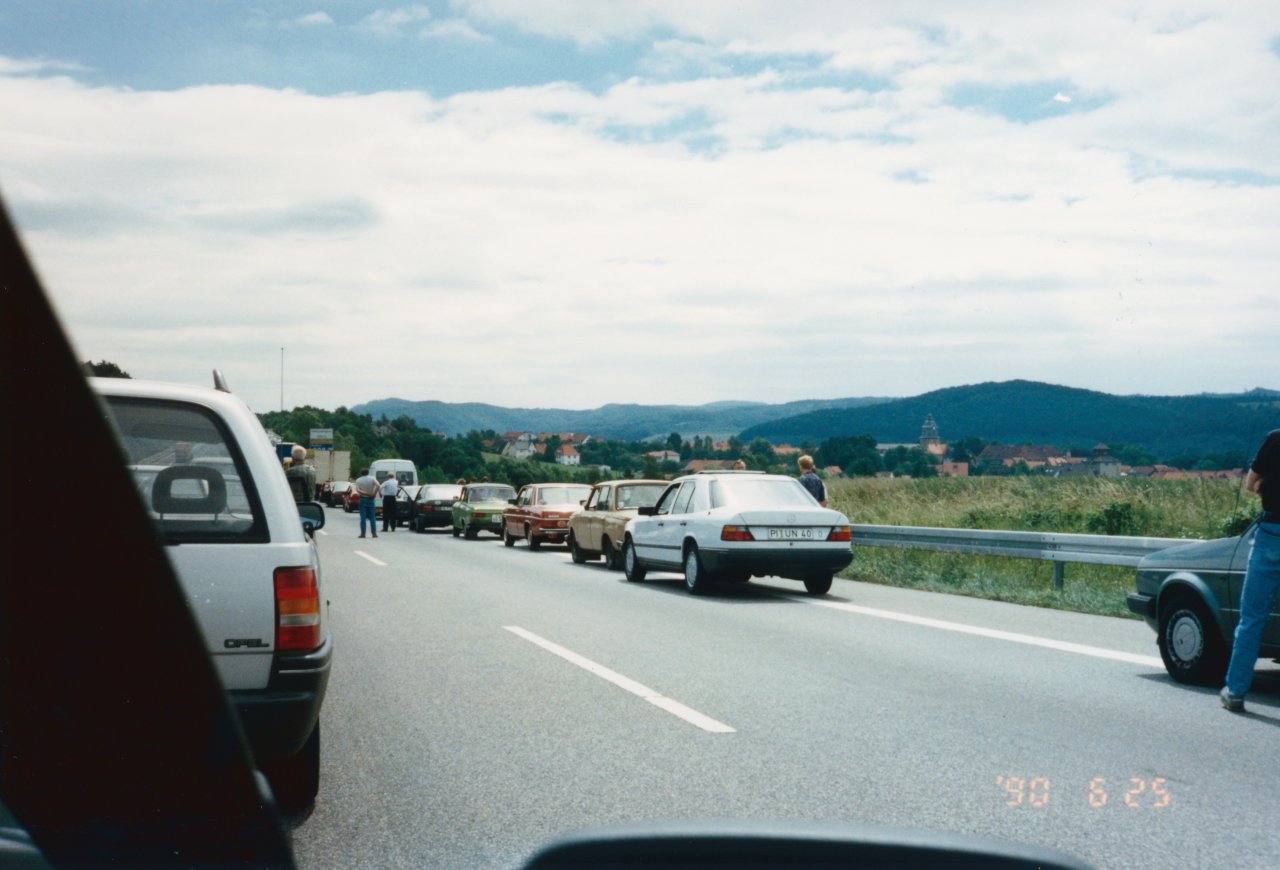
[2,1,1278,414]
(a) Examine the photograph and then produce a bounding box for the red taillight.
[721,525,755,542]
[274,566,321,651]
[827,526,852,542]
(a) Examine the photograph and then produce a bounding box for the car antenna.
[213,369,231,393]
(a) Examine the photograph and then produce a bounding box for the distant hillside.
[737,380,1280,459]
[352,396,890,441]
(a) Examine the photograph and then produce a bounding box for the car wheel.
[569,532,588,564]
[525,525,541,550]
[260,721,320,818]
[1158,594,1227,685]
[503,524,516,547]
[623,538,646,583]
[602,537,620,570]
[464,523,478,540]
[451,522,461,538]
[803,574,833,596]
[683,545,709,595]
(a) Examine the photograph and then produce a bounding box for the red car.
[501,482,592,549]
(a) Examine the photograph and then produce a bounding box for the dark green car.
[451,483,517,539]
[1128,519,1278,685]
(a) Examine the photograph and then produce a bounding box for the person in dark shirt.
[284,444,315,504]
[797,454,827,507]
[1220,429,1280,712]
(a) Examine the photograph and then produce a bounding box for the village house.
[555,444,580,466]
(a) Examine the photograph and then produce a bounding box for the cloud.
[1053,92,1072,103]
[295,12,335,28]
[420,19,492,43]
[2,2,1278,409]
[0,56,91,75]
[360,5,433,37]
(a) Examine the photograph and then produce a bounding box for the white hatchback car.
[93,374,331,813]
[622,471,853,595]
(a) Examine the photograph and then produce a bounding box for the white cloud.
[3,1,1278,410]
[421,19,492,42]
[1053,92,1072,103]
[360,5,433,37]
[295,12,334,28]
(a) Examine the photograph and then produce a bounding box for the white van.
[369,458,417,487]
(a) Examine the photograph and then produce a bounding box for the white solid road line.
[355,550,387,567]
[503,625,735,734]
[807,598,1164,668]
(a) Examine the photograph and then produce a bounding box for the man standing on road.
[285,444,315,504]
[1221,429,1280,712]
[797,454,827,507]
[353,468,380,539]
[380,472,400,533]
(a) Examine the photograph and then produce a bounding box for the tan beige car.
[567,479,669,569]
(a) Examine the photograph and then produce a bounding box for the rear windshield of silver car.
[102,398,268,543]
[710,477,819,510]
[421,485,461,501]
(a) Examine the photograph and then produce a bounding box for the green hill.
[353,396,889,441]
[737,380,1280,459]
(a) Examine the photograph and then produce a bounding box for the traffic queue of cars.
[323,469,855,597]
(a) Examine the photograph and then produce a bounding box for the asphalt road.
[292,509,1280,869]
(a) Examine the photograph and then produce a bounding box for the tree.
[541,435,562,463]
[817,434,881,477]
[666,432,683,453]
[82,360,130,378]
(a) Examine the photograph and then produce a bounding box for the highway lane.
[294,510,1280,869]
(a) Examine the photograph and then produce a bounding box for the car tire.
[623,538,646,583]
[503,524,516,547]
[569,532,588,564]
[464,523,478,540]
[525,526,541,550]
[451,522,461,538]
[1158,594,1227,686]
[803,574,833,596]
[602,537,620,571]
[260,721,320,818]
[683,545,709,595]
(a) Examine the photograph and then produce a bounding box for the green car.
[451,483,517,539]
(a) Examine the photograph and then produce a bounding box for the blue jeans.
[358,496,377,536]
[1225,520,1280,696]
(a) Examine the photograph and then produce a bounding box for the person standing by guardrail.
[1221,429,1280,712]
[798,455,827,507]
[354,468,380,539]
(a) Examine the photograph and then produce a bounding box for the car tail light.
[275,566,321,651]
[721,525,755,542]
[827,526,852,542]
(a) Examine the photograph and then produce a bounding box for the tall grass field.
[827,476,1259,618]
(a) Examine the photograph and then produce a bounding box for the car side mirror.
[298,501,325,537]
[508,498,518,505]
[638,506,657,516]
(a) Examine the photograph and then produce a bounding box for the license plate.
[491,514,502,523]
[766,527,817,540]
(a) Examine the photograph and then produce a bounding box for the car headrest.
[152,465,228,515]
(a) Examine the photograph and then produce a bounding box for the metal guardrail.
[849,524,1197,589]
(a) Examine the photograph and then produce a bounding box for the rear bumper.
[699,546,853,580]
[231,636,332,762]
